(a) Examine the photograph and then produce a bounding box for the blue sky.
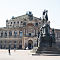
[0,0,60,29]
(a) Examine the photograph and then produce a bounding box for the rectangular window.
[9,31,12,36]
[23,22,26,26]
[1,33,3,37]
[14,31,17,37]
[19,31,23,37]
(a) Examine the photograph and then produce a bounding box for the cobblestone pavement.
[0,49,60,60]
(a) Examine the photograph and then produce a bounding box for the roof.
[9,14,41,21]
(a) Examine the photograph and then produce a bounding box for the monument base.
[36,45,60,54]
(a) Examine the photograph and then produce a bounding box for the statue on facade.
[43,10,48,23]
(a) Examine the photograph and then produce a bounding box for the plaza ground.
[0,49,60,60]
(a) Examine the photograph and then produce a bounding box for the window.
[11,22,12,24]
[23,22,26,26]
[9,31,12,36]
[21,21,23,23]
[17,21,19,24]
[1,32,3,37]
[5,32,7,37]
[35,23,38,26]
[14,31,17,37]
[14,22,15,24]
[19,31,23,37]
[29,33,31,36]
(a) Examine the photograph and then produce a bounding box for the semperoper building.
[0,11,60,49]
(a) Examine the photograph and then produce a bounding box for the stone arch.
[28,40,33,49]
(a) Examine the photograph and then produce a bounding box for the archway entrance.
[28,40,33,49]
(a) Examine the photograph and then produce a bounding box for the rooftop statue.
[43,10,48,22]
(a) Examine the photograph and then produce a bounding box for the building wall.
[54,29,60,47]
[0,12,52,49]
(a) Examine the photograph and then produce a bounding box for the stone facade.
[54,29,60,47]
[0,11,60,49]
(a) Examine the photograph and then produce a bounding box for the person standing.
[8,44,11,55]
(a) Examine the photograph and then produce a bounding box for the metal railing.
[0,34,38,38]
[0,35,22,38]
[24,34,37,37]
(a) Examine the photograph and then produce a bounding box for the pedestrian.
[8,45,11,55]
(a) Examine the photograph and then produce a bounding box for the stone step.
[36,50,60,54]
[36,46,60,54]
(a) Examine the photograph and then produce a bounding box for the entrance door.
[28,40,33,49]
[28,43,31,49]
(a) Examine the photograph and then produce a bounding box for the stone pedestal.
[36,45,60,54]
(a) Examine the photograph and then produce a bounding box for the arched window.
[5,31,7,37]
[1,32,3,37]
[14,31,17,37]
[9,31,12,36]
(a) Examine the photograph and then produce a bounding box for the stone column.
[17,30,19,38]
[0,31,1,37]
[22,30,25,49]
[19,21,20,27]
[12,30,14,38]
[7,31,9,38]
[3,31,5,38]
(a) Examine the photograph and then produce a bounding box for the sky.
[0,0,60,29]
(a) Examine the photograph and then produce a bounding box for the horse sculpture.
[40,24,55,47]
